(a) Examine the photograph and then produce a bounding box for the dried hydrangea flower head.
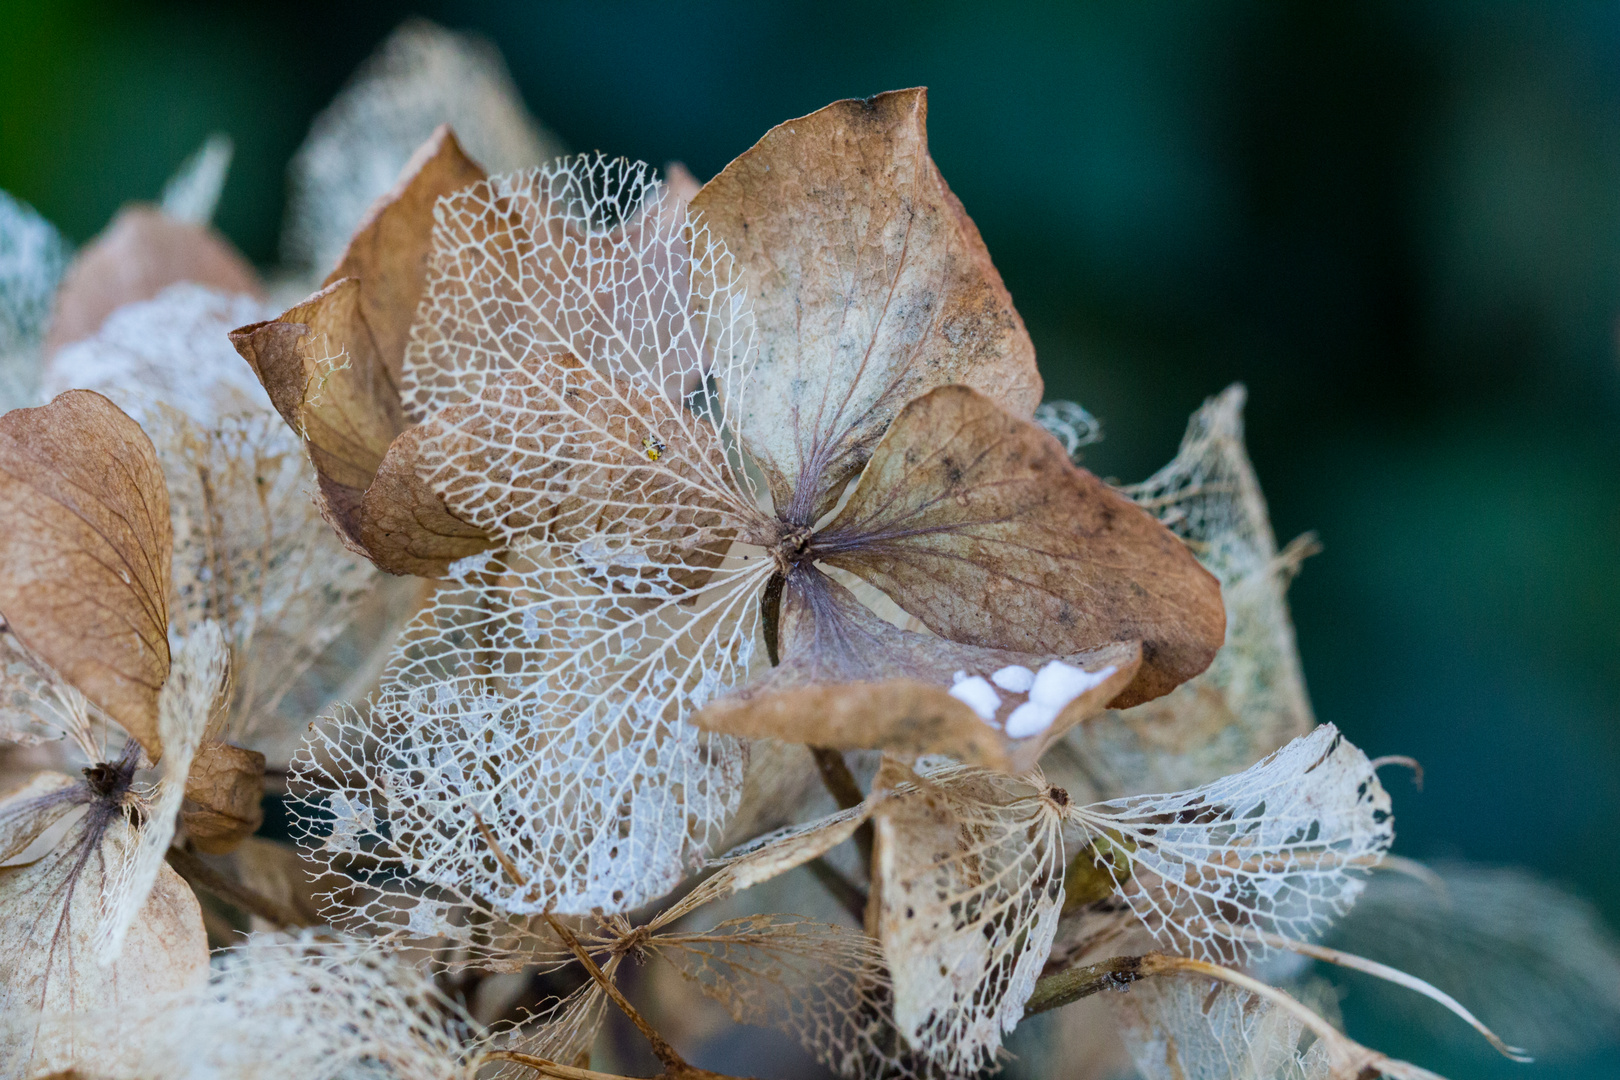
[241,88,1224,919]
[0,391,228,1077]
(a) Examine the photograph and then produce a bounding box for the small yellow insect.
[642,434,666,461]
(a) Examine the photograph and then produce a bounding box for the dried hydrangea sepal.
[0,390,173,757]
[323,122,486,380]
[1065,723,1394,964]
[693,87,1042,522]
[821,384,1225,709]
[231,129,499,577]
[871,768,1068,1072]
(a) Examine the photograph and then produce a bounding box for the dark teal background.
[3,2,1617,1076]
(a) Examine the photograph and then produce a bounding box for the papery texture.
[292,155,767,917]
[0,391,172,756]
[1119,976,1331,1080]
[872,768,1067,1073]
[818,384,1223,707]
[42,935,481,1080]
[45,283,277,427]
[697,571,1139,773]
[692,87,1041,522]
[45,206,261,355]
[0,191,70,412]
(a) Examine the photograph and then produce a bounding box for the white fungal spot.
[1003,662,1118,740]
[989,665,1034,693]
[1030,660,1115,709]
[948,675,1001,724]
[1004,701,1057,739]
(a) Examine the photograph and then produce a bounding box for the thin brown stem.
[810,747,874,868]
[485,1051,753,1080]
[483,1053,630,1080]
[804,856,867,924]
[164,845,308,931]
[542,913,685,1072]
[810,748,864,810]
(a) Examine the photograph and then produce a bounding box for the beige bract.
[0,624,226,1078]
[17,935,480,1080]
[279,89,1222,921]
[1116,972,1459,1080]
[1120,975,1334,1080]
[870,767,1067,1074]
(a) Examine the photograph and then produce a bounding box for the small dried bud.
[182,739,266,854]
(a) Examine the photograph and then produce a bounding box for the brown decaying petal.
[230,128,497,577]
[356,422,501,577]
[693,86,1042,523]
[0,391,173,757]
[323,123,487,382]
[44,205,262,354]
[693,573,1140,773]
[817,384,1225,708]
[181,740,266,855]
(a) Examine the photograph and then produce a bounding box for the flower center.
[770,525,815,575]
[82,761,131,800]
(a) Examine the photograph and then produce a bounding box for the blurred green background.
[3,1,1617,1075]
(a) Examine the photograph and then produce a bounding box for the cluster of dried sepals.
[0,18,1581,1080]
[208,65,1524,1079]
[241,89,1226,915]
[0,117,382,1075]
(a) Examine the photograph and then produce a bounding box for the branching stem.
[471,807,688,1073]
